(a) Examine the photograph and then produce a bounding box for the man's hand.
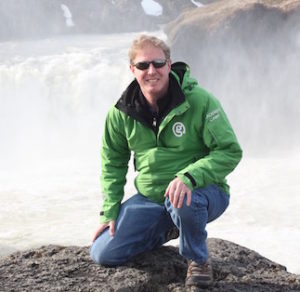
[164,177,192,208]
[92,221,116,242]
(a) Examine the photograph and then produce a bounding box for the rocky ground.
[0,238,299,291]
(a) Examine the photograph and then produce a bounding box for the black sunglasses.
[133,59,168,70]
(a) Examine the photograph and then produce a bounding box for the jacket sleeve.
[100,107,131,223]
[176,94,242,192]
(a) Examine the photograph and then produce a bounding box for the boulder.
[1,238,299,291]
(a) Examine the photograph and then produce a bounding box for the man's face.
[130,44,171,99]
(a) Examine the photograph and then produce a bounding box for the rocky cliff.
[1,238,299,291]
[165,0,300,61]
[0,0,197,41]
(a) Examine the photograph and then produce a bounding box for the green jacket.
[100,62,242,223]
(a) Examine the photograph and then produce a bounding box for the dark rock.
[0,238,299,291]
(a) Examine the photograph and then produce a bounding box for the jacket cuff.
[99,204,120,223]
[176,173,195,190]
[183,172,196,187]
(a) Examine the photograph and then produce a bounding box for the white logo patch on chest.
[172,122,186,137]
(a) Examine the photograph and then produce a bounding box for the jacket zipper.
[152,116,158,145]
[152,117,157,128]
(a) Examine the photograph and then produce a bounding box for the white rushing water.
[0,32,299,275]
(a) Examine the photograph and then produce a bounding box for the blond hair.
[128,34,171,64]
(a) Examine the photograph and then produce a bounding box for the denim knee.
[90,242,106,265]
[90,240,118,266]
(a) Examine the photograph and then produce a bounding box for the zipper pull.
[152,117,157,127]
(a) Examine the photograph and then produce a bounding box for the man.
[90,34,242,288]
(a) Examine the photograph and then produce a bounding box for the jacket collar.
[115,73,186,128]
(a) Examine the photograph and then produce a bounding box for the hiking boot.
[165,226,179,243]
[185,259,213,288]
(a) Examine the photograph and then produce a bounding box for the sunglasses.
[133,59,168,70]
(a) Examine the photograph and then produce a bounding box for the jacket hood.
[171,61,189,84]
[171,62,198,92]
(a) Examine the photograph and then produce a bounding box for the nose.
[147,63,156,74]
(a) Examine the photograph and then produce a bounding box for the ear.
[130,64,135,74]
[167,59,172,71]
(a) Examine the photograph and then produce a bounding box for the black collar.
[115,74,185,130]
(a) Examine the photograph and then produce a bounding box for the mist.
[169,4,300,156]
[0,35,133,168]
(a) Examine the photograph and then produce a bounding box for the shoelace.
[187,261,210,277]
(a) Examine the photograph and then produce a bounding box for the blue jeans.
[90,184,229,266]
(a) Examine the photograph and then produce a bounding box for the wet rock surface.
[1,238,299,291]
